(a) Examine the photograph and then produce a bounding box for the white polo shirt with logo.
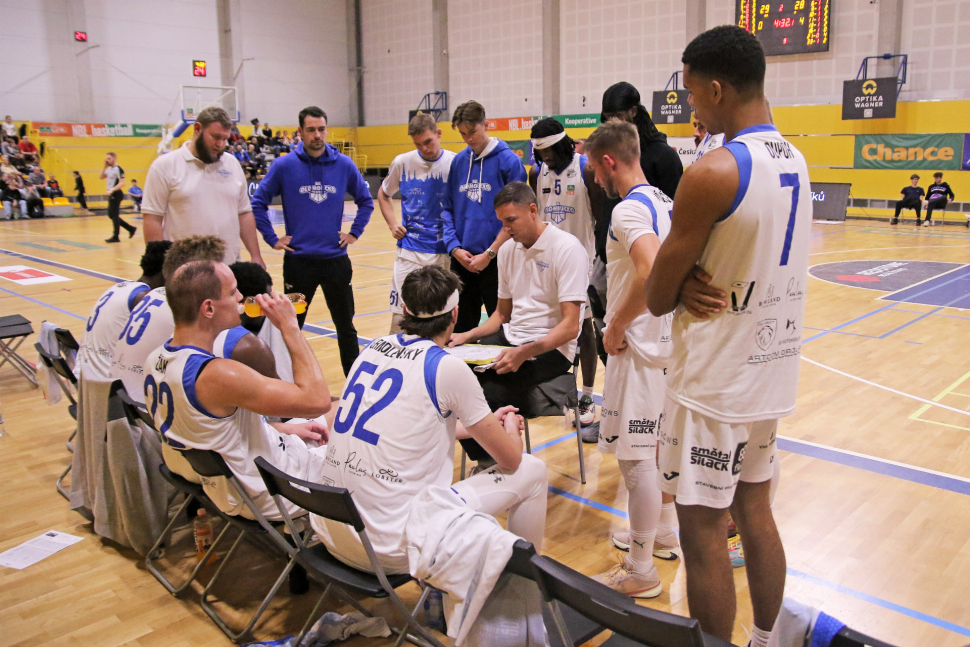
[497,223,589,362]
[142,142,252,263]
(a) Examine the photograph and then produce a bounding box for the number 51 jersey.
[666,124,811,423]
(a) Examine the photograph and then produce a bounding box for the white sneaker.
[593,557,662,598]
[611,531,680,560]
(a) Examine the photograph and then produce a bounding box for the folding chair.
[178,448,307,643]
[830,626,898,647]
[35,342,80,500]
[116,386,228,597]
[504,540,604,647]
[527,550,735,647]
[254,456,446,647]
[0,314,37,386]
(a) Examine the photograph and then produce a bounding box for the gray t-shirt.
[105,165,123,193]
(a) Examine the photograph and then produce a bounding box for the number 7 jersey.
[666,124,811,423]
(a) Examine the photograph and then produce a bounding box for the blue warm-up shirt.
[252,142,374,259]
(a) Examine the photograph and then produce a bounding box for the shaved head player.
[647,26,813,645]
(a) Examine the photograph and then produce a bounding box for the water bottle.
[193,509,213,562]
[424,587,446,632]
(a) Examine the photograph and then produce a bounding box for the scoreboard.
[736,0,830,56]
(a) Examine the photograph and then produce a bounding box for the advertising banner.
[963,134,970,171]
[651,90,692,124]
[853,134,964,170]
[668,137,699,168]
[506,140,535,166]
[554,114,600,128]
[842,78,898,120]
[33,123,164,137]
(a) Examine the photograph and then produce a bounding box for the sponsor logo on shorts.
[325,445,341,468]
[690,446,731,472]
[629,418,657,434]
[663,471,679,480]
[748,346,801,364]
[756,319,776,351]
[344,451,367,477]
[759,284,781,308]
[777,318,800,345]
[786,278,805,302]
[371,467,403,484]
[731,442,747,475]
[601,435,619,444]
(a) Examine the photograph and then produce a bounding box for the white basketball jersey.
[694,132,724,162]
[667,124,812,423]
[605,185,673,365]
[146,342,323,519]
[537,154,595,264]
[78,281,150,381]
[311,334,488,572]
[213,326,250,360]
[110,287,174,404]
[257,319,293,383]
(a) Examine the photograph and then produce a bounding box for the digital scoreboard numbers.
[736,0,830,56]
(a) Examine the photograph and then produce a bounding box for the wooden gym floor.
[2,207,970,647]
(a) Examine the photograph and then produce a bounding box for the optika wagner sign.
[842,77,897,120]
[853,134,964,170]
[651,90,691,124]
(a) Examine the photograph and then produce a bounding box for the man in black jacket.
[73,171,88,210]
[924,172,955,226]
[892,174,923,225]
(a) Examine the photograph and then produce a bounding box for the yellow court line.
[909,368,970,429]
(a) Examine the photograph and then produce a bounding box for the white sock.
[619,460,661,574]
[657,502,676,537]
[582,386,593,397]
[750,625,771,647]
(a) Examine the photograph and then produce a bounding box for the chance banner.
[854,133,964,171]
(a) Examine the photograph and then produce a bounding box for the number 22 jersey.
[666,124,811,423]
[311,334,492,573]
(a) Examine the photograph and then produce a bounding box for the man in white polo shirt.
[142,106,265,268]
[450,181,587,416]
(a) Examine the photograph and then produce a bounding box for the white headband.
[531,131,567,150]
[410,290,460,319]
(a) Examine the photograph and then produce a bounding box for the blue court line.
[785,568,970,638]
[0,285,87,321]
[547,486,628,519]
[354,263,393,272]
[879,264,970,306]
[905,340,923,345]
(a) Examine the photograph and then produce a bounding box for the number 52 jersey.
[666,124,812,423]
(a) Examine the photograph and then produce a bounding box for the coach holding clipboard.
[252,106,374,377]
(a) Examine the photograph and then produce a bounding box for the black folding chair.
[0,314,37,386]
[115,385,229,598]
[35,342,80,500]
[504,540,605,647]
[178,448,307,643]
[831,626,898,647]
[526,550,735,647]
[254,456,445,647]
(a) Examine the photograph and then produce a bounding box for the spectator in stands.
[129,178,143,212]
[18,135,38,162]
[924,172,955,227]
[2,137,18,158]
[233,143,254,172]
[251,118,261,139]
[47,174,63,198]
[2,116,17,142]
[73,171,88,210]
[247,143,265,172]
[1,173,27,220]
[262,123,272,139]
[21,178,45,217]
[892,174,923,225]
[27,166,48,196]
[0,155,16,177]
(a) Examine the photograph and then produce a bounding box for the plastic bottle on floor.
[424,587,446,632]
[193,509,213,562]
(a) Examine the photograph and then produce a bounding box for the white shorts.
[597,351,666,461]
[389,248,451,315]
[657,397,777,508]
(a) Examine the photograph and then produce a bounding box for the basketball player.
[77,241,171,382]
[528,117,605,426]
[312,265,548,575]
[646,26,812,645]
[111,236,227,405]
[583,120,675,597]
[147,261,331,520]
[223,261,294,382]
[693,119,723,162]
[377,113,455,333]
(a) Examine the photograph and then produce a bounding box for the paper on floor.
[0,530,83,570]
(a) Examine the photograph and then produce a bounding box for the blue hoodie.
[252,142,374,259]
[442,138,527,255]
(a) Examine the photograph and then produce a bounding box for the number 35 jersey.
[111,286,174,405]
[312,334,492,573]
[666,124,811,423]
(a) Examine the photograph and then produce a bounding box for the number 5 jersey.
[666,124,812,423]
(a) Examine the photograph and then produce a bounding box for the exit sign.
[74,31,88,41]
[192,60,206,77]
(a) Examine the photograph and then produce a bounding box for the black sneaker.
[128,227,137,239]
[578,394,596,426]
[890,218,898,225]
[105,237,121,243]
